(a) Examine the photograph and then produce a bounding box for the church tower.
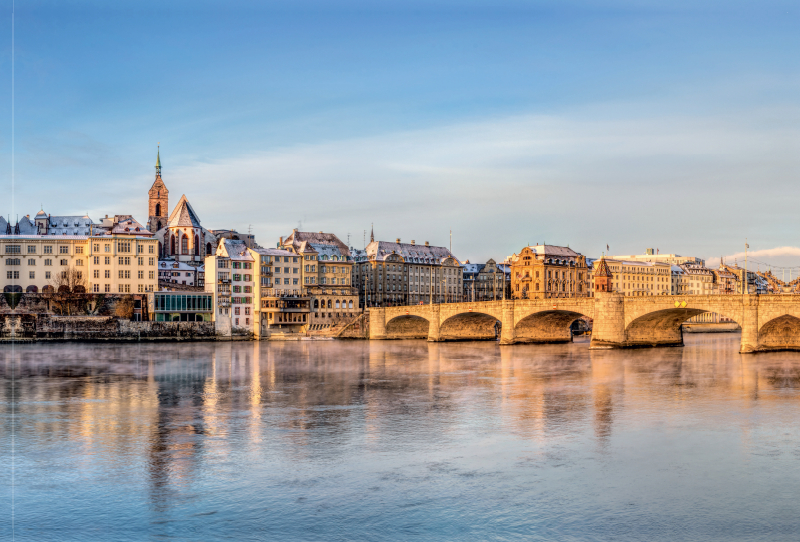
[147,147,169,233]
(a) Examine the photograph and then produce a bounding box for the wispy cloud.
[155,104,800,260]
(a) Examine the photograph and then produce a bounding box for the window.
[59,246,69,254]
[44,246,53,254]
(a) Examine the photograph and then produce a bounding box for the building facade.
[280,230,359,325]
[205,239,254,332]
[1,234,158,295]
[590,258,672,296]
[249,247,309,335]
[351,237,462,307]
[509,245,590,299]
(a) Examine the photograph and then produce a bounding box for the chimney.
[396,238,400,243]
[411,240,415,245]
[424,241,429,246]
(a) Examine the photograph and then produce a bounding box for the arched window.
[181,235,188,255]
[155,203,161,216]
[194,234,200,256]
[206,242,212,255]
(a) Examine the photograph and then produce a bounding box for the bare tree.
[114,295,135,320]
[47,265,88,315]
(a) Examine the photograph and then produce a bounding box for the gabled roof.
[217,238,254,261]
[167,195,202,228]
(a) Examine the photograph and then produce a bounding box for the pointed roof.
[167,194,202,228]
[595,256,612,277]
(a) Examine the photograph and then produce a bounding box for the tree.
[114,295,135,320]
[47,265,88,315]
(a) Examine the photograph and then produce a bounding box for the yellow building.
[1,234,158,295]
[592,258,671,296]
[509,244,590,299]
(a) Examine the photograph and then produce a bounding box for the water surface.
[3,335,800,540]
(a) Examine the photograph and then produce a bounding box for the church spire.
[156,145,162,176]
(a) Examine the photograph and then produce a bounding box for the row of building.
[0,150,776,335]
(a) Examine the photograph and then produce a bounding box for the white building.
[205,239,254,332]
[611,248,705,267]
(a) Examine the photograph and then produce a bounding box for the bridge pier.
[739,295,759,353]
[499,300,516,345]
[427,305,441,342]
[590,292,627,349]
[368,308,387,340]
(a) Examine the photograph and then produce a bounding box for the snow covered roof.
[218,238,254,261]
[107,216,153,236]
[0,234,90,240]
[354,240,459,265]
[527,245,581,258]
[47,215,93,236]
[167,195,203,228]
[251,247,296,257]
[158,260,197,271]
[283,230,350,257]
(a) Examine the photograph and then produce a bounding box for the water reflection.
[3,335,800,540]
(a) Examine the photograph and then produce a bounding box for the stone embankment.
[0,313,217,342]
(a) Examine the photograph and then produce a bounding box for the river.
[2,334,800,540]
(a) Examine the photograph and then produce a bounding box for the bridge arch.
[624,306,739,347]
[439,312,500,341]
[514,309,590,343]
[385,314,430,339]
[758,314,800,351]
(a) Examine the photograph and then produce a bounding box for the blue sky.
[1,0,799,265]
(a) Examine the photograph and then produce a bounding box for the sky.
[0,0,798,266]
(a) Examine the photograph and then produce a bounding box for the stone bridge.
[368,293,800,353]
